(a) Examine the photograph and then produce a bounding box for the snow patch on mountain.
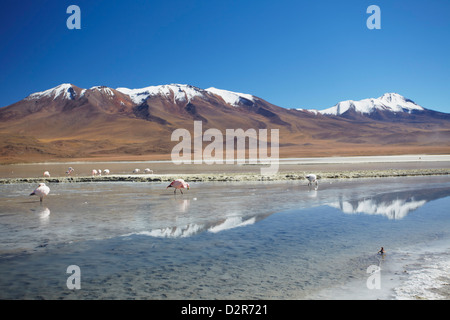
[90,86,115,97]
[206,87,256,107]
[313,93,425,116]
[116,84,204,104]
[26,83,76,101]
[379,93,424,112]
[115,84,256,107]
[25,82,259,107]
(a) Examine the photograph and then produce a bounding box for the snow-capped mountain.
[115,84,258,107]
[24,83,259,109]
[116,84,206,105]
[306,93,425,116]
[25,83,79,101]
[21,85,428,117]
[116,84,257,107]
[1,83,449,162]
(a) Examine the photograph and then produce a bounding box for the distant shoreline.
[1,154,449,183]
[1,168,450,184]
[3,154,450,165]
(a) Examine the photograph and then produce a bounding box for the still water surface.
[0,176,449,299]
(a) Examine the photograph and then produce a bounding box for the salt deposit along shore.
[1,168,450,184]
[0,155,449,184]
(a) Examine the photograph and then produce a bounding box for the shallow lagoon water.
[0,176,449,299]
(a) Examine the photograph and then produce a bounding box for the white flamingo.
[30,183,50,202]
[66,167,74,175]
[43,171,50,177]
[306,174,318,189]
[133,169,140,174]
[144,168,153,174]
[103,169,110,175]
[92,169,98,176]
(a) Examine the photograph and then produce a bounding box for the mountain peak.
[116,84,205,104]
[89,85,117,97]
[26,83,78,101]
[380,92,404,100]
[377,92,422,111]
[2,83,449,163]
[23,82,259,108]
[115,84,257,107]
[315,93,424,116]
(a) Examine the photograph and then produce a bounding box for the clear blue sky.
[1,0,449,112]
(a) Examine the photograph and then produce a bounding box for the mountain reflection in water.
[131,181,450,238]
[328,187,449,220]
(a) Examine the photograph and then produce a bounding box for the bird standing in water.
[30,183,50,202]
[167,179,190,194]
[306,174,318,189]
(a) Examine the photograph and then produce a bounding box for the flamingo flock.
[41,166,155,178]
[31,165,160,202]
[91,169,111,176]
[30,164,320,203]
[132,168,153,174]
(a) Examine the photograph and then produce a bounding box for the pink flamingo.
[30,183,50,202]
[167,179,190,194]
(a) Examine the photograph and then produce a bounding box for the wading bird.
[30,183,50,202]
[306,174,318,189]
[167,179,190,194]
